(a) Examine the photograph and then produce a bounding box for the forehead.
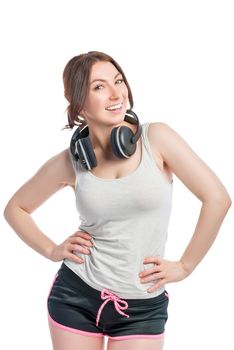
[89,61,120,81]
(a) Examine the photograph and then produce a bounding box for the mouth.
[105,102,123,112]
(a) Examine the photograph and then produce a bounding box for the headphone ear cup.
[76,137,97,170]
[70,126,97,170]
[111,126,136,159]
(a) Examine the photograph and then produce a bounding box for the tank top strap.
[141,122,157,164]
[68,148,79,173]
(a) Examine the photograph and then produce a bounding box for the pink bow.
[96,289,130,327]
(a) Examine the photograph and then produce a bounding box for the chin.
[104,112,124,123]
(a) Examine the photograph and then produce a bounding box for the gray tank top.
[65,122,173,299]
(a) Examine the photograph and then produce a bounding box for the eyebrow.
[89,72,122,85]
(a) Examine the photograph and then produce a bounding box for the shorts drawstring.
[96,289,130,327]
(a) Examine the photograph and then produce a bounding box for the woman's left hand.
[139,257,190,293]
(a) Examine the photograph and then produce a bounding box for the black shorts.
[47,262,169,340]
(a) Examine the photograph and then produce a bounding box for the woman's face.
[81,61,129,127]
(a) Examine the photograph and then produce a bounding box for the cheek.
[86,93,106,109]
[122,85,129,98]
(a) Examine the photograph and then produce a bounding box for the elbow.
[213,194,232,211]
[4,199,31,223]
[203,194,232,211]
[218,194,232,209]
[3,199,20,223]
[224,197,232,210]
[3,201,13,223]
[222,198,232,217]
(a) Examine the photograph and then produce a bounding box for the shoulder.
[146,122,171,159]
[147,121,171,141]
[5,149,76,213]
[147,122,231,202]
[43,148,71,171]
[38,148,76,187]
[57,148,76,187]
[147,121,195,167]
[146,122,174,183]
[147,121,181,158]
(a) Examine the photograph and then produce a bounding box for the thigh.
[49,320,104,350]
[47,263,105,334]
[107,336,164,350]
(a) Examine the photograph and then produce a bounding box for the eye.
[94,84,103,90]
[115,79,124,85]
[93,79,124,91]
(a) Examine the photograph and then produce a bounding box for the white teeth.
[106,103,122,111]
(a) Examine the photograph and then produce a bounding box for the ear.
[79,106,87,118]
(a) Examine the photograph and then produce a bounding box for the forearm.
[180,197,231,274]
[4,203,56,260]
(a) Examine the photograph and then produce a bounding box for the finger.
[144,256,162,265]
[66,252,84,264]
[72,231,92,239]
[69,237,93,247]
[140,272,165,283]
[139,265,162,277]
[153,272,165,279]
[69,243,91,255]
[140,272,163,283]
[147,279,166,293]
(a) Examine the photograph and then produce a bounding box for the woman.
[4,51,232,350]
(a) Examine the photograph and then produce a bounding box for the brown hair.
[63,51,134,129]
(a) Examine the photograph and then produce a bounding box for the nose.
[109,84,121,100]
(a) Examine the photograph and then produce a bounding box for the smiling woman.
[3,50,232,350]
[63,51,133,132]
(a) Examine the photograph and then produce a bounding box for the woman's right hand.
[49,231,93,264]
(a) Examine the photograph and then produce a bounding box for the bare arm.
[3,149,92,262]
[155,123,231,271]
[140,123,232,291]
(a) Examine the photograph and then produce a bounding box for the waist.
[63,259,165,300]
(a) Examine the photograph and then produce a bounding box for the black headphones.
[70,109,142,170]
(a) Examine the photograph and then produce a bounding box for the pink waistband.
[96,289,130,327]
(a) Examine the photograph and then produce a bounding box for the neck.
[88,121,136,155]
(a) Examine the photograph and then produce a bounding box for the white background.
[0,0,233,349]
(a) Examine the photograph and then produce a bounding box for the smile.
[105,103,123,111]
